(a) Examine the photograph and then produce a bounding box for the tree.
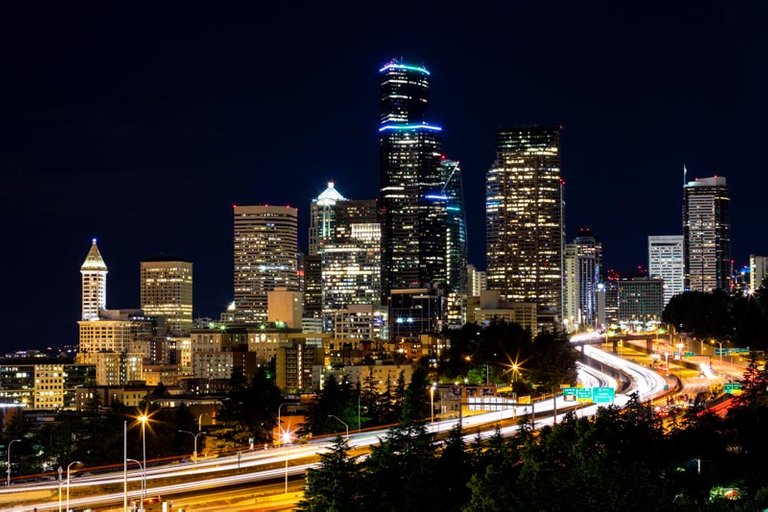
[299,435,359,511]
[401,366,429,425]
[359,423,436,511]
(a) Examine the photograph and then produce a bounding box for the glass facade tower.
[683,176,731,292]
[486,127,564,328]
[379,60,447,296]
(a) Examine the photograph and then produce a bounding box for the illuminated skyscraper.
[563,229,602,330]
[140,257,194,335]
[683,176,731,292]
[750,254,768,292]
[648,235,684,306]
[379,60,446,295]
[305,182,347,320]
[486,127,564,327]
[81,238,108,321]
[442,158,468,327]
[233,205,299,323]
[320,197,381,330]
[309,182,346,256]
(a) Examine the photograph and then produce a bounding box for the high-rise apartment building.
[233,205,299,323]
[81,239,108,321]
[140,257,193,336]
[648,235,684,306]
[683,176,731,292]
[749,255,768,292]
[379,60,446,295]
[486,127,564,327]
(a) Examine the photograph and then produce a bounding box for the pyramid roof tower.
[81,238,108,271]
[315,181,346,206]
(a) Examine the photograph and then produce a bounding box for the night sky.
[2,1,766,351]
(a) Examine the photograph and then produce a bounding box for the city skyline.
[2,1,767,350]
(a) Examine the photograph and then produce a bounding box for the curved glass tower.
[379,60,445,296]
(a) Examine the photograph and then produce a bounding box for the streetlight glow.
[66,461,82,512]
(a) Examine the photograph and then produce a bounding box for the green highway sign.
[592,386,615,404]
[684,351,694,357]
[716,347,750,356]
[576,388,593,402]
[724,383,741,393]
[563,387,578,402]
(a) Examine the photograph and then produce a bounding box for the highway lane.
[8,337,668,511]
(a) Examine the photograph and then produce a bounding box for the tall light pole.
[328,415,349,440]
[123,420,127,512]
[277,402,290,446]
[713,340,724,362]
[178,430,206,463]
[126,458,143,510]
[197,413,209,432]
[66,461,82,512]
[6,439,20,486]
[57,466,63,512]
[281,431,291,494]
[430,384,436,423]
[137,414,148,504]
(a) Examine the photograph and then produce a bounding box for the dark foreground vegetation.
[301,360,768,512]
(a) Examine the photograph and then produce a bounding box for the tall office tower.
[648,235,684,306]
[140,257,194,335]
[309,182,346,255]
[81,239,108,321]
[573,229,602,327]
[379,60,446,295]
[563,244,579,330]
[750,255,768,292]
[303,254,322,319]
[233,205,299,323]
[321,199,381,330]
[486,127,564,328]
[466,264,487,297]
[683,176,731,292]
[442,158,468,327]
[564,231,602,331]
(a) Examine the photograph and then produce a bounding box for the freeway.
[4,337,669,511]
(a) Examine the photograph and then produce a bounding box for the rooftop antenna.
[683,164,687,187]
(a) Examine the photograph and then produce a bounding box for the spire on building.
[80,238,108,321]
[315,181,346,206]
[81,238,108,271]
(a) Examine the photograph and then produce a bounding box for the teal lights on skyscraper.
[379,59,451,299]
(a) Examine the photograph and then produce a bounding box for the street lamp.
[6,439,20,486]
[280,432,292,494]
[430,383,437,423]
[277,402,291,446]
[57,466,63,512]
[126,458,143,510]
[510,363,520,382]
[137,414,148,504]
[197,412,210,432]
[66,461,82,512]
[178,430,206,463]
[328,415,349,440]
[712,340,724,362]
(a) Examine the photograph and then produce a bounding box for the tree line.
[663,279,768,349]
[301,359,768,511]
